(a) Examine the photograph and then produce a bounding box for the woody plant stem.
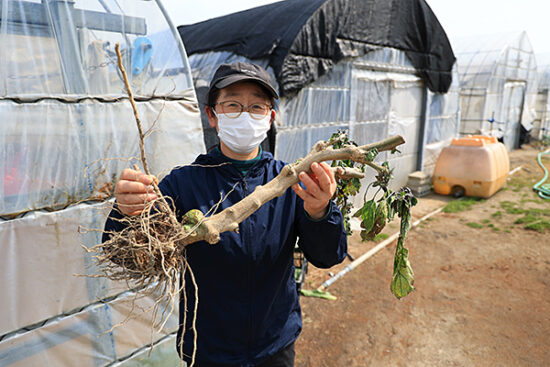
[184,135,404,246]
[115,43,150,175]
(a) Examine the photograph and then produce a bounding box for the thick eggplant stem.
[180,135,405,246]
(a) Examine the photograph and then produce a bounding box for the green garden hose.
[533,150,550,199]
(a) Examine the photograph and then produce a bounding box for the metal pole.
[416,86,428,171]
[46,0,87,94]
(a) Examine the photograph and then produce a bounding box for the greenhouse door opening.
[349,68,424,193]
[500,81,526,150]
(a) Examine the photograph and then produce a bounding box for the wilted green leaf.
[385,187,418,299]
[391,246,414,299]
[326,130,417,300]
[360,200,377,233]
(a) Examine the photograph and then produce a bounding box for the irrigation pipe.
[533,147,550,199]
[317,206,443,291]
[507,147,550,179]
[508,166,522,176]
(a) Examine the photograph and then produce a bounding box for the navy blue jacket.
[104,149,347,366]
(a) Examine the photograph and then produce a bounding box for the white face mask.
[215,112,271,155]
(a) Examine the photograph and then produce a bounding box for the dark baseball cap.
[207,62,279,104]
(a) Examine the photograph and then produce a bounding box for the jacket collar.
[194,146,274,178]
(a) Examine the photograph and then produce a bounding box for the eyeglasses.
[216,101,272,120]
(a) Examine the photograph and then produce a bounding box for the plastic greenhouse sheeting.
[109,335,181,367]
[1,98,204,217]
[1,201,123,336]
[0,290,179,366]
[534,53,550,140]
[1,0,205,218]
[423,62,461,175]
[273,48,456,192]
[1,0,204,365]
[454,32,538,150]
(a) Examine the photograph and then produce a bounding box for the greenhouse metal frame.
[0,0,204,365]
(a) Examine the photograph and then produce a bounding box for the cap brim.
[215,75,279,99]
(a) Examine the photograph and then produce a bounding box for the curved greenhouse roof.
[455,32,537,92]
[179,0,456,97]
[453,32,538,150]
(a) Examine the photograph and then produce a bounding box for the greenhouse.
[179,0,459,200]
[533,53,550,140]
[0,0,204,365]
[453,31,538,150]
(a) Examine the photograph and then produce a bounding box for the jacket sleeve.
[101,204,126,244]
[296,200,348,268]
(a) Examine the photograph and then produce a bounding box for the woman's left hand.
[292,162,337,220]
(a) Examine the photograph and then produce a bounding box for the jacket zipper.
[229,161,257,365]
[241,176,254,363]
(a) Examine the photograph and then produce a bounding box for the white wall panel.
[388,116,420,156]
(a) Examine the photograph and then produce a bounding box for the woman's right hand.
[114,168,158,216]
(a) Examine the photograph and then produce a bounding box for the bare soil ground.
[296,144,550,367]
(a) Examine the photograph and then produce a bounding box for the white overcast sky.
[162,0,550,55]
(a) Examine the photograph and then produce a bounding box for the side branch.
[332,167,365,179]
[180,135,405,246]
